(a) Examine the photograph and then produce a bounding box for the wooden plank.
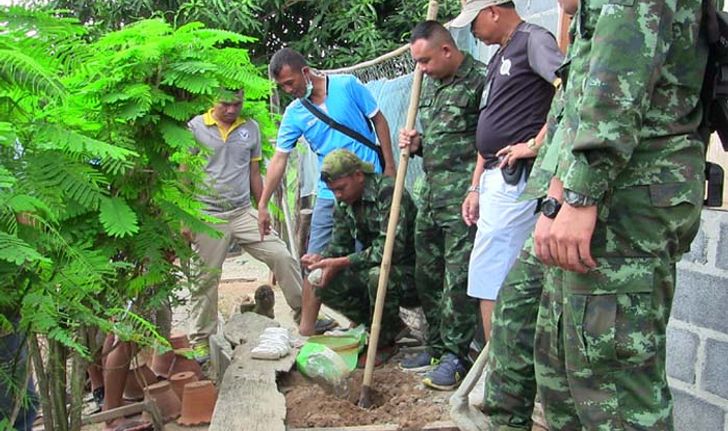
[210,312,297,431]
[82,400,164,430]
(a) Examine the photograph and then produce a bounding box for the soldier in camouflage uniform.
[398,20,484,390]
[527,0,709,427]
[481,82,569,429]
[302,150,415,356]
[481,3,579,425]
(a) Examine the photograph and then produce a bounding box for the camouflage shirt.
[532,0,708,204]
[418,53,486,209]
[322,174,416,270]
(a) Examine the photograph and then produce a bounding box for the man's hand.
[534,214,555,265]
[398,129,421,154]
[495,143,536,168]
[258,206,272,240]
[309,257,349,288]
[461,192,479,226]
[300,253,323,268]
[547,204,598,273]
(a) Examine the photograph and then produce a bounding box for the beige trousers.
[189,206,302,344]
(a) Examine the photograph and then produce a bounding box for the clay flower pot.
[169,371,198,401]
[144,380,181,422]
[170,355,202,379]
[151,350,175,378]
[169,331,190,350]
[124,363,158,401]
[178,380,217,426]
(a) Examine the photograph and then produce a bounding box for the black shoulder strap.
[299,98,385,169]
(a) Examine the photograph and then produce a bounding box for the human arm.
[308,256,350,288]
[539,2,672,272]
[398,128,421,155]
[250,159,263,204]
[462,152,486,226]
[559,1,673,201]
[371,111,395,177]
[250,126,264,204]
[311,204,356,287]
[257,151,290,239]
[533,176,597,273]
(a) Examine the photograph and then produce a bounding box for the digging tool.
[358,0,439,409]
[449,343,489,431]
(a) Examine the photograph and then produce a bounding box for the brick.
[701,338,728,399]
[672,389,725,431]
[683,227,708,265]
[716,223,728,270]
[666,326,698,384]
[672,271,728,334]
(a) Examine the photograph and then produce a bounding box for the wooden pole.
[358,0,439,408]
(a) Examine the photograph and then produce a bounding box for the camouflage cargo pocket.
[563,256,658,372]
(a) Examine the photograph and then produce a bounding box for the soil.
[281,362,450,430]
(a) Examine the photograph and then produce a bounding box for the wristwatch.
[467,185,480,194]
[563,189,598,207]
[541,197,562,219]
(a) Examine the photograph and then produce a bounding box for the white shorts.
[467,168,538,300]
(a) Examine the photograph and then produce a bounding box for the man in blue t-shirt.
[259,48,395,335]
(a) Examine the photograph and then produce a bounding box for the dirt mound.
[282,363,449,430]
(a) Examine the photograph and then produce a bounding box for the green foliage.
[99,197,140,238]
[32,0,464,69]
[0,7,273,426]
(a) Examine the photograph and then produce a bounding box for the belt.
[483,155,500,170]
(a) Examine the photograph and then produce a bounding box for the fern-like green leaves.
[0,232,49,265]
[99,197,139,237]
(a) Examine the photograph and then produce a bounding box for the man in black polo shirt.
[453,0,563,344]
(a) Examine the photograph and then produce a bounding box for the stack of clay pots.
[144,331,217,426]
[144,380,181,422]
[150,332,202,379]
[178,380,217,426]
[123,361,158,401]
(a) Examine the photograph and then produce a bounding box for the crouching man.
[301,150,415,366]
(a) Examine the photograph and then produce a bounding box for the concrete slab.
[209,313,297,431]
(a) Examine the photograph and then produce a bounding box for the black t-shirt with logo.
[476,22,564,158]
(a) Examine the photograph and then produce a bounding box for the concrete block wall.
[671,209,728,430]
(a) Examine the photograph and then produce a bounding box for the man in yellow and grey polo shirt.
[186,89,302,362]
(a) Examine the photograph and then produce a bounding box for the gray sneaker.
[399,350,439,372]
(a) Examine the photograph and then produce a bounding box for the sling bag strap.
[299,97,385,169]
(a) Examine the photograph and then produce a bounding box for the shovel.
[449,343,490,431]
[358,0,440,409]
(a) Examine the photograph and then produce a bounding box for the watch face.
[542,198,560,219]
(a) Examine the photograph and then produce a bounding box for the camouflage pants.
[534,184,702,430]
[483,237,543,430]
[316,264,412,346]
[415,185,478,359]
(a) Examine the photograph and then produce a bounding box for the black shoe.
[313,318,338,334]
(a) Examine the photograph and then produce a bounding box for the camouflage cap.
[321,149,374,182]
[217,88,244,103]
